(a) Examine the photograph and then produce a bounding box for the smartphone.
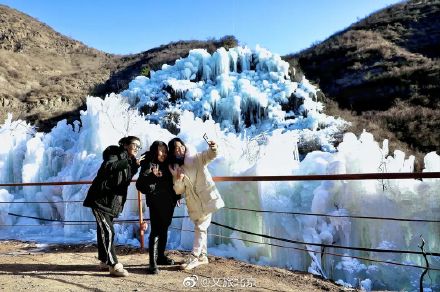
[203,133,210,145]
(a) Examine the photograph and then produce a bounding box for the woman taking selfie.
[168,137,224,270]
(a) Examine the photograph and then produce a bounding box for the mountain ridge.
[284,0,440,166]
[0,4,236,131]
[1,2,438,168]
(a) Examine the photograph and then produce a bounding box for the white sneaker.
[181,253,208,270]
[109,263,129,277]
[180,254,199,270]
[98,261,108,271]
[198,254,209,265]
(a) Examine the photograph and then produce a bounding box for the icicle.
[211,47,230,79]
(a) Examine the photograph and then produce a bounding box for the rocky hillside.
[0,5,116,130]
[285,0,440,163]
[2,1,438,168]
[0,4,236,131]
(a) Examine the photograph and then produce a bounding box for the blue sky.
[1,0,403,56]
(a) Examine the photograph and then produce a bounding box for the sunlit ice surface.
[1,46,439,291]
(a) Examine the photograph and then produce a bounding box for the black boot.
[147,236,159,274]
[157,231,174,265]
[157,255,174,265]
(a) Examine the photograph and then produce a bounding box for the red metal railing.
[1,171,440,249]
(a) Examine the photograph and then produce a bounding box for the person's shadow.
[1,263,112,291]
[128,263,182,275]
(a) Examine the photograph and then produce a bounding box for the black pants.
[92,208,118,266]
[149,205,173,257]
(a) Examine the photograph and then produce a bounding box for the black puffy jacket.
[136,152,180,208]
[83,145,139,217]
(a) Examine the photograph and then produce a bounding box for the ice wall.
[0,46,439,291]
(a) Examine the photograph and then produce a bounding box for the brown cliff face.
[0,4,117,130]
[0,4,236,131]
[3,1,436,168]
[285,0,440,162]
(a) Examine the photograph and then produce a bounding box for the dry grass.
[284,0,440,157]
[0,4,237,131]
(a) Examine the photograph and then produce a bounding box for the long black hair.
[147,140,168,164]
[168,137,186,166]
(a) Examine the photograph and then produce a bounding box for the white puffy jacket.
[172,147,224,221]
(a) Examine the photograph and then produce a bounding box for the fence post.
[419,236,429,292]
[137,190,144,250]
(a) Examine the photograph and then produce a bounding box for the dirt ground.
[0,240,354,292]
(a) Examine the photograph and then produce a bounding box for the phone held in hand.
[203,133,210,145]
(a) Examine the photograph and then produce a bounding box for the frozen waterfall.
[0,46,439,291]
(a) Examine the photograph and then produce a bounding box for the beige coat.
[172,147,224,221]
